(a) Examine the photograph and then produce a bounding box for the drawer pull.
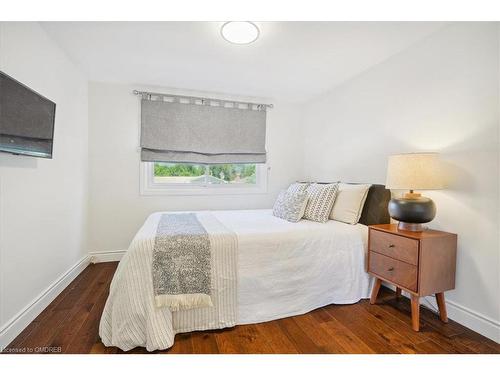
[388,244,395,248]
[388,267,395,271]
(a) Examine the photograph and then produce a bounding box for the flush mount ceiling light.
[221,22,259,44]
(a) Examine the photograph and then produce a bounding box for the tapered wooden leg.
[370,278,382,304]
[435,292,448,323]
[395,287,402,299]
[410,295,420,331]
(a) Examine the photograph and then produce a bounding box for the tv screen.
[0,71,56,158]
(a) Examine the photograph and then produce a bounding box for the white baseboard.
[0,255,91,350]
[89,249,126,263]
[383,283,500,343]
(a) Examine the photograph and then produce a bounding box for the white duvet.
[213,209,373,323]
[100,209,373,351]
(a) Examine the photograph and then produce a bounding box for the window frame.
[140,162,268,196]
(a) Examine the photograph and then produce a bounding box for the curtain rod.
[132,90,273,109]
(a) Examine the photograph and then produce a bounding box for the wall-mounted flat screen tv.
[0,71,56,158]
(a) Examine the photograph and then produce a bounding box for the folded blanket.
[152,213,213,311]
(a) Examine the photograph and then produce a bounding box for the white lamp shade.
[385,153,444,190]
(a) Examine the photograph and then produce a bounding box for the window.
[154,163,206,185]
[141,162,267,195]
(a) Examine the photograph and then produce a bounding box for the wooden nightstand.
[367,224,457,331]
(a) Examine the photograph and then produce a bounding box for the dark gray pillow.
[358,184,391,225]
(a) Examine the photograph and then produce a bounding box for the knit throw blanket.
[152,213,213,311]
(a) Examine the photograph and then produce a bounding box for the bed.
[99,184,390,351]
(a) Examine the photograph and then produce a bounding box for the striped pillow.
[303,183,339,223]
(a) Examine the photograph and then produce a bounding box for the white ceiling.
[41,22,446,102]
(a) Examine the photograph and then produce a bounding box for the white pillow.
[330,183,371,224]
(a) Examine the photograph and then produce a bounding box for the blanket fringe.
[155,293,213,311]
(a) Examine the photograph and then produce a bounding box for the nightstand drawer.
[369,252,418,291]
[369,229,419,265]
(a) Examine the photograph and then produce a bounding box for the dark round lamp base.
[388,196,436,232]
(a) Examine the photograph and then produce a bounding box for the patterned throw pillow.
[287,182,309,194]
[303,183,339,223]
[273,190,309,223]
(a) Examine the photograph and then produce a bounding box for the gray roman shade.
[140,98,267,164]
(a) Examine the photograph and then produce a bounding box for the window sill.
[140,185,268,196]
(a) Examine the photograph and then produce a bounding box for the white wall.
[302,23,499,341]
[88,82,303,253]
[0,22,89,346]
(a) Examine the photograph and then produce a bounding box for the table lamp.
[385,153,443,232]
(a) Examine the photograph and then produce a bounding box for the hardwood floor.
[4,262,499,354]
